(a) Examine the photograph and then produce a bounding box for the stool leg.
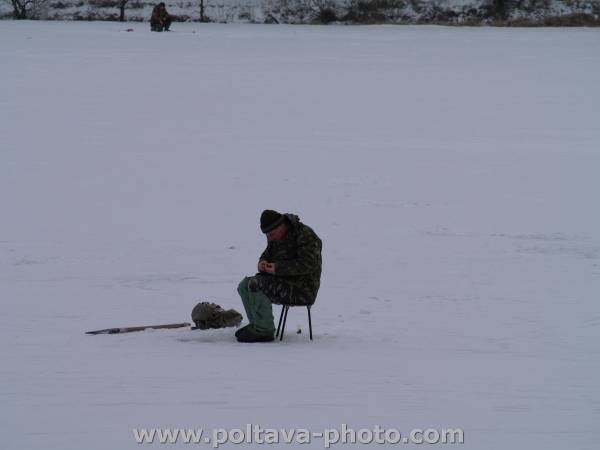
[280,306,289,341]
[276,305,285,338]
[307,306,313,340]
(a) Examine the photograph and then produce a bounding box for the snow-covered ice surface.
[1,21,599,449]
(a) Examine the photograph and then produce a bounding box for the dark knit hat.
[260,210,285,233]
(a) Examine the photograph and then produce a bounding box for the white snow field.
[1,20,599,450]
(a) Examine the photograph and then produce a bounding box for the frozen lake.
[1,21,599,449]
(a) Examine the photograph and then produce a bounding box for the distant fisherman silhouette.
[150,2,172,32]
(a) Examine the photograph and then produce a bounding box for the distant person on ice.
[236,210,322,343]
[150,2,172,32]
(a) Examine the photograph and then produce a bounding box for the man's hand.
[264,263,276,274]
[258,260,268,273]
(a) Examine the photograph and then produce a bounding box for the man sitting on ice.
[236,210,322,343]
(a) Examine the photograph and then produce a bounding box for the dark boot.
[236,325,274,343]
[235,324,252,338]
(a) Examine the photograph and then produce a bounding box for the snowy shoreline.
[2,0,599,25]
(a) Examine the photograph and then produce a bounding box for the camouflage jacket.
[255,214,322,306]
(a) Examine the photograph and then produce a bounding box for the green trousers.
[237,277,275,335]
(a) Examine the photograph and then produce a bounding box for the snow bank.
[1,0,599,24]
